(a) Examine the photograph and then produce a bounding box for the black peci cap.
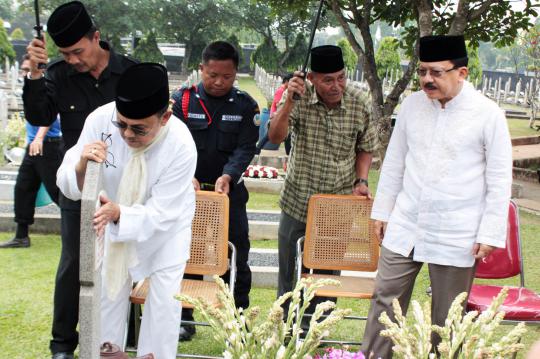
[115,63,169,120]
[310,45,345,74]
[419,35,468,62]
[47,1,94,48]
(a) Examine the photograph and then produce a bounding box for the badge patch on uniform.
[222,115,243,122]
[253,113,261,126]
[188,113,206,120]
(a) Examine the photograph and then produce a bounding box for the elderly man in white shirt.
[57,63,197,359]
[362,35,512,358]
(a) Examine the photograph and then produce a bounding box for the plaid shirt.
[279,82,378,223]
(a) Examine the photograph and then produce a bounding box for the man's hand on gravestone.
[93,194,120,237]
[81,141,107,164]
[215,174,232,195]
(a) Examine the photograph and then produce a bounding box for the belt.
[43,137,62,143]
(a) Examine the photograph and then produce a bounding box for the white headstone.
[79,161,105,359]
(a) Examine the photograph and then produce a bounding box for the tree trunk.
[181,43,192,75]
[278,37,292,73]
[415,0,433,36]
[330,0,411,152]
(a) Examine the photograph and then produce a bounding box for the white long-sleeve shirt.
[372,81,512,267]
[57,102,197,281]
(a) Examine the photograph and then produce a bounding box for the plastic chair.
[296,194,379,345]
[466,200,540,325]
[129,191,236,358]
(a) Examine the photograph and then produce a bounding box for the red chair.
[466,200,540,324]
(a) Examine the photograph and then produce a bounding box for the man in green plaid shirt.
[268,45,378,325]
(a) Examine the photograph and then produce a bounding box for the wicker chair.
[129,191,235,358]
[295,194,379,345]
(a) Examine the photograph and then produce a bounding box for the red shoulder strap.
[181,87,191,121]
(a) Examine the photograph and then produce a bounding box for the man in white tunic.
[362,35,512,358]
[57,63,197,358]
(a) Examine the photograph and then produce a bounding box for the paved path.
[513,144,540,161]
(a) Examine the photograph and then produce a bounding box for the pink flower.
[310,347,366,359]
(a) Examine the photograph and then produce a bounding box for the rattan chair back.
[185,191,230,276]
[303,194,378,271]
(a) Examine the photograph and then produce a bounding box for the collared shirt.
[57,102,197,281]
[23,41,137,150]
[372,81,512,268]
[279,82,378,223]
[171,83,259,189]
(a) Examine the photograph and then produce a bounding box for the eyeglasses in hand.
[101,132,116,168]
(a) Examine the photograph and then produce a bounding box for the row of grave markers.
[253,63,540,109]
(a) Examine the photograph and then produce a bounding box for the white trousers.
[101,263,185,359]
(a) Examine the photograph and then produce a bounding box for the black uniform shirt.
[171,82,260,187]
[23,41,137,150]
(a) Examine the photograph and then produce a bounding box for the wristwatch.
[353,178,369,187]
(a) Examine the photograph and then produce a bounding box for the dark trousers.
[50,194,81,354]
[14,141,61,224]
[182,183,252,322]
[277,211,337,325]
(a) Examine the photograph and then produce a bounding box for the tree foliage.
[264,0,539,149]
[337,38,358,73]
[21,0,137,44]
[0,0,13,21]
[466,42,482,86]
[281,33,308,72]
[142,0,229,74]
[45,32,59,59]
[133,31,164,64]
[10,28,25,40]
[252,36,280,73]
[0,19,15,62]
[227,34,244,68]
[237,0,333,73]
[375,37,400,80]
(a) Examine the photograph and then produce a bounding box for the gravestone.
[79,161,105,359]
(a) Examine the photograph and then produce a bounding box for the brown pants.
[362,246,476,359]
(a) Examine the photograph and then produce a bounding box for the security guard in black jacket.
[171,41,259,341]
[23,2,136,358]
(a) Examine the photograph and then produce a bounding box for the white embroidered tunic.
[57,102,198,281]
[372,81,512,267]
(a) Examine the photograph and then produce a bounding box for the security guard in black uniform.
[23,2,136,358]
[171,41,259,341]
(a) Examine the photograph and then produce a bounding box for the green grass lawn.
[1,207,540,358]
[247,192,280,211]
[247,170,381,212]
[237,77,269,110]
[508,118,539,138]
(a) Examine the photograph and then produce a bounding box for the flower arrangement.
[378,287,527,359]
[243,164,279,179]
[176,276,352,359]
